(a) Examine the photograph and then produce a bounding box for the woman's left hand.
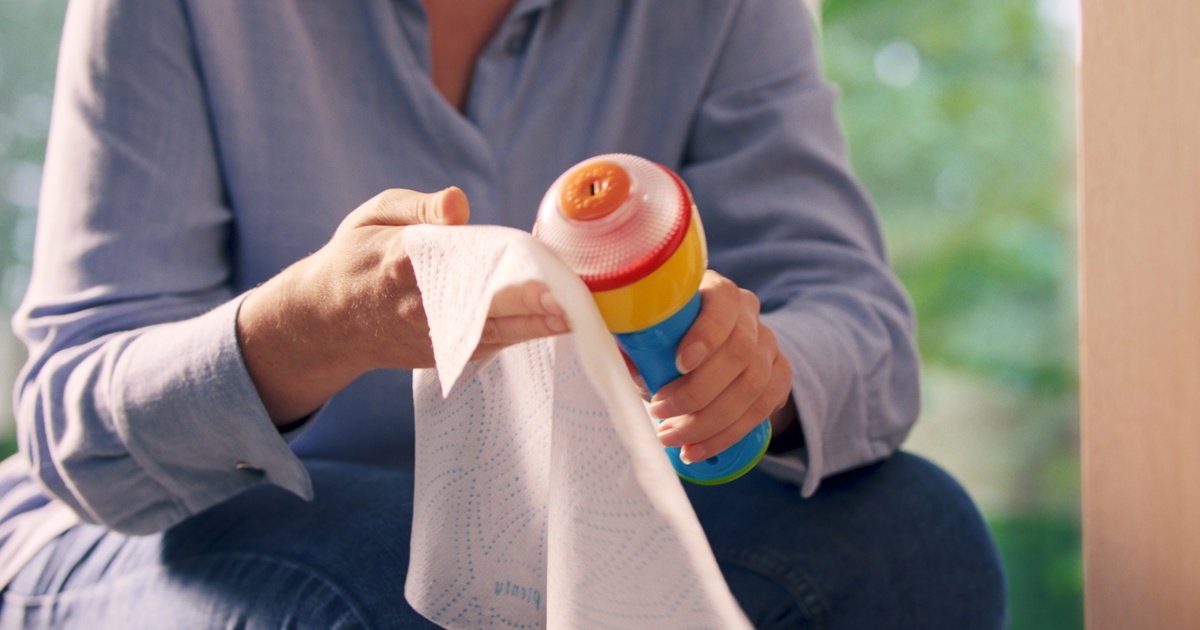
[649,270,796,464]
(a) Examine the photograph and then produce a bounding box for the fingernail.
[540,291,564,315]
[546,316,568,333]
[680,445,706,465]
[432,187,452,221]
[436,187,468,225]
[649,399,672,420]
[676,342,707,374]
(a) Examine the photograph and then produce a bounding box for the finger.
[476,313,569,351]
[488,281,563,318]
[673,271,742,374]
[619,350,652,401]
[679,351,792,464]
[650,291,760,420]
[656,326,774,447]
[355,186,471,228]
[630,374,651,402]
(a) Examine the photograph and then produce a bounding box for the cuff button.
[235,461,266,478]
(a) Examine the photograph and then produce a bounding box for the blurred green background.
[819,0,1081,627]
[0,0,59,463]
[0,0,1080,627]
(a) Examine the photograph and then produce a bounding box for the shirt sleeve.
[679,0,920,497]
[12,0,312,535]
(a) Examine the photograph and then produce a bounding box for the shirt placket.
[466,9,545,228]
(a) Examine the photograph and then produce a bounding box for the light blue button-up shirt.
[1,0,919,585]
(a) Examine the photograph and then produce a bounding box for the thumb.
[358,186,471,227]
[426,186,471,225]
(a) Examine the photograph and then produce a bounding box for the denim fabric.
[688,452,1008,629]
[1,454,1006,629]
[3,461,436,629]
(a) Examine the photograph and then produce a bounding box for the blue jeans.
[1,453,1006,628]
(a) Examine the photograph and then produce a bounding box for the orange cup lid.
[534,154,694,292]
[558,160,631,221]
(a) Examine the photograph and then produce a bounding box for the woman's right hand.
[236,187,567,425]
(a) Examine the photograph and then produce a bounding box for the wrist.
[236,264,365,424]
[767,393,805,454]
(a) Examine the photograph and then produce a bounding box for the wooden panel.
[1080,0,1200,628]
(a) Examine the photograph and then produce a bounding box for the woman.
[0,1,1005,627]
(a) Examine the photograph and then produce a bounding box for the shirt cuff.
[110,294,313,530]
[760,308,885,497]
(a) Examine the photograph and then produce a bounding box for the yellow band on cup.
[591,210,707,334]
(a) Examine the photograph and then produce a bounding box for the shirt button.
[506,31,530,55]
[505,15,536,55]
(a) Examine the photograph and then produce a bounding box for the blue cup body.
[615,293,771,484]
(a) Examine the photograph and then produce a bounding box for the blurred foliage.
[0,0,67,446]
[991,514,1085,629]
[822,0,1077,398]
[821,0,1081,627]
[0,0,62,309]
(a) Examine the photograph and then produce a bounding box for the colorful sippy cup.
[533,153,771,484]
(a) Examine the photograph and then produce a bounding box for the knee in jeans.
[862,452,1009,628]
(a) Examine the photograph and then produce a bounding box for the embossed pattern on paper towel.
[403,224,750,629]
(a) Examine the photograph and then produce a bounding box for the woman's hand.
[648,271,796,464]
[237,187,567,424]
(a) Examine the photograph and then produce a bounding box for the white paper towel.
[402,225,751,629]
